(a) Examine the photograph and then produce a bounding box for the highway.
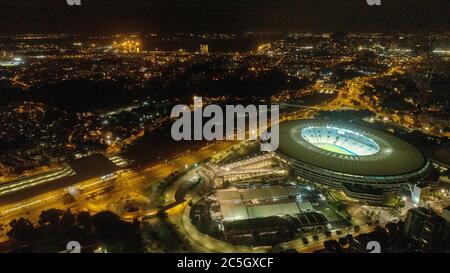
[169,202,268,253]
[0,140,237,242]
[275,225,374,253]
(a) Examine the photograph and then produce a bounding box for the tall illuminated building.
[404,207,447,251]
[200,44,209,55]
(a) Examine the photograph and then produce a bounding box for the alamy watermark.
[66,241,81,253]
[66,0,81,6]
[366,0,381,6]
[367,241,381,253]
[170,97,279,152]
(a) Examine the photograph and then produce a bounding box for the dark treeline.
[6,209,144,253]
[1,65,309,113]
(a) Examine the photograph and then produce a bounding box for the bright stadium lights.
[301,126,380,156]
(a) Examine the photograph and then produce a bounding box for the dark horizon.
[1,0,449,35]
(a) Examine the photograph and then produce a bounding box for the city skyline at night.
[0,0,449,259]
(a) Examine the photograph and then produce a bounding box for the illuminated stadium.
[301,126,380,156]
[276,120,432,203]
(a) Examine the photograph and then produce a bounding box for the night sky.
[1,0,449,34]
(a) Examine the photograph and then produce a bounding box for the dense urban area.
[0,31,449,253]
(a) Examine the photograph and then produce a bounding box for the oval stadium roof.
[277,120,427,176]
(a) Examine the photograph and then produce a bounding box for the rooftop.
[278,119,427,176]
[0,154,119,205]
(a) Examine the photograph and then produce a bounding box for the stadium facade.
[276,120,432,203]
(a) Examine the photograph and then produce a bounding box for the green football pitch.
[316,144,355,155]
